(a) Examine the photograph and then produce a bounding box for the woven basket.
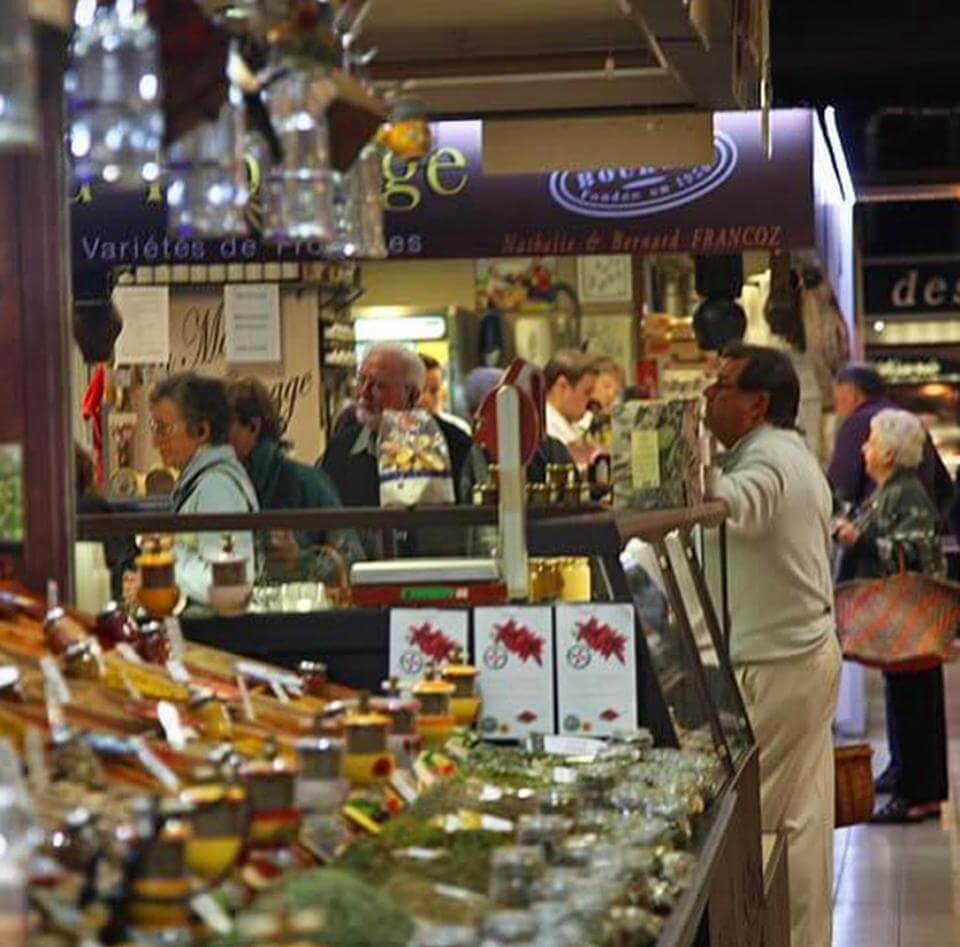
[835,743,874,828]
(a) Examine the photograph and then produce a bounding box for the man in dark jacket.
[320,344,486,556]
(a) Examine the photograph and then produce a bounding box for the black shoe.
[874,766,896,795]
[870,797,924,824]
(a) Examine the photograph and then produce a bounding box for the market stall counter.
[77,502,765,947]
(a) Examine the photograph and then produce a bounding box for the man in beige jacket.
[704,344,842,947]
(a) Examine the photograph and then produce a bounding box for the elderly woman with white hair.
[836,408,949,823]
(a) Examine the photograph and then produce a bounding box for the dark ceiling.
[772,0,960,109]
[773,1,960,185]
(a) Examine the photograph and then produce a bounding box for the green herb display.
[211,869,414,947]
[335,813,505,894]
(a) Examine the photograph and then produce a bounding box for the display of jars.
[342,695,394,785]
[178,783,247,881]
[208,534,252,617]
[136,536,179,619]
[441,650,481,727]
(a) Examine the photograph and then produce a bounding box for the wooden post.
[0,20,74,597]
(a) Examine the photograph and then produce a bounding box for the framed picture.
[577,255,633,303]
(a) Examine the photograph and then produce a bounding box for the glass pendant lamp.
[67,0,163,187]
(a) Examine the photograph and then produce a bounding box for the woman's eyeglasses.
[149,419,185,436]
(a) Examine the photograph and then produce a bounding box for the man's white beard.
[356,404,380,429]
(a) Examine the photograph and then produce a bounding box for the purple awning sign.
[71,110,816,293]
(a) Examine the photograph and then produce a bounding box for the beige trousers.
[736,634,842,947]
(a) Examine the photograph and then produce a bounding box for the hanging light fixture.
[261,65,336,241]
[166,81,249,238]
[67,0,164,188]
[0,0,38,151]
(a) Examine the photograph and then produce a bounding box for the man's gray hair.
[365,343,426,391]
[870,408,926,470]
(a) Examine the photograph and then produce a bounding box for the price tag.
[191,893,234,935]
[132,738,180,791]
[236,673,256,723]
[164,618,186,663]
[166,659,191,684]
[40,657,71,705]
[268,678,290,704]
[157,701,187,751]
[555,603,638,737]
[116,643,144,665]
[24,728,49,795]
[473,606,554,740]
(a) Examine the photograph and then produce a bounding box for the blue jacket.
[171,445,259,605]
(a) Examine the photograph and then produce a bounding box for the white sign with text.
[474,606,554,740]
[114,286,170,364]
[555,603,637,737]
[224,283,281,363]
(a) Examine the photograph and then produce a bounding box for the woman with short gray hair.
[835,407,948,823]
[868,408,926,471]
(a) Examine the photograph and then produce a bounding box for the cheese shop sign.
[72,110,816,283]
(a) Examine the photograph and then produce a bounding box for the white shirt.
[546,402,586,446]
[713,424,835,665]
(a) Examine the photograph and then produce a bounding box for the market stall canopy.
[361,0,766,116]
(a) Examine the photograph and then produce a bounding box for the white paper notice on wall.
[224,283,281,363]
[474,606,554,740]
[388,609,470,681]
[555,603,638,738]
[113,286,170,365]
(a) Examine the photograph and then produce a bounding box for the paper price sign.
[389,609,469,681]
[474,606,554,740]
[555,604,638,737]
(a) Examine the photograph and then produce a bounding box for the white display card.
[113,285,170,365]
[389,609,470,681]
[224,283,281,363]
[474,606,554,740]
[555,603,638,737]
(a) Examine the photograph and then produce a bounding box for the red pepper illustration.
[493,619,545,666]
[599,708,621,721]
[574,617,627,664]
[516,709,538,723]
[408,623,458,662]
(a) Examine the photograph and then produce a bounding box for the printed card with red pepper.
[555,604,638,737]
[474,606,554,740]
[389,609,470,680]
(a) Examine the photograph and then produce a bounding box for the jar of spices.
[481,909,540,946]
[136,621,170,665]
[94,601,138,651]
[298,660,328,698]
[488,845,545,909]
[136,536,179,619]
[515,814,572,862]
[63,639,102,682]
[189,689,233,741]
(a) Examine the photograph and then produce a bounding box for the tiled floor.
[832,657,960,946]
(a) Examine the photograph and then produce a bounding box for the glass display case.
[75,502,763,947]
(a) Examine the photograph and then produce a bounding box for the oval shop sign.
[547,131,738,219]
